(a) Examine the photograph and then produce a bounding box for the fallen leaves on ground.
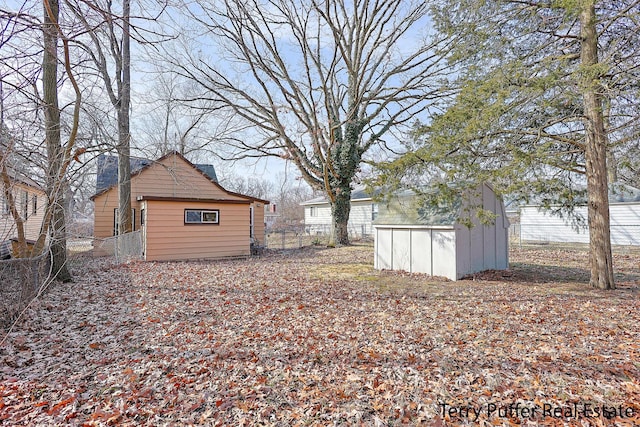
[1,244,639,426]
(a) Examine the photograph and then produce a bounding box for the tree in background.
[270,173,314,231]
[172,0,457,246]
[136,67,226,161]
[218,172,274,201]
[377,0,640,289]
[70,0,133,235]
[218,168,313,231]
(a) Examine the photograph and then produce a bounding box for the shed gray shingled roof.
[373,189,463,226]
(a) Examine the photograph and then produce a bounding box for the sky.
[1,0,437,198]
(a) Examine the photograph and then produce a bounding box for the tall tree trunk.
[580,1,614,289]
[117,0,132,235]
[329,186,352,247]
[326,113,363,246]
[43,0,71,282]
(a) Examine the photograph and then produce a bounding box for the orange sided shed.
[91,151,268,261]
[138,196,258,261]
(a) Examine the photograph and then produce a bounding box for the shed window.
[309,206,317,217]
[185,209,219,224]
[372,203,379,221]
[32,195,38,214]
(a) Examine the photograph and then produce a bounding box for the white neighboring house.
[1,170,46,258]
[301,187,379,237]
[520,184,640,246]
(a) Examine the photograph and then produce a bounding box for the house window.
[310,206,317,217]
[32,195,38,215]
[372,203,379,221]
[113,208,137,235]
[184,209,219,224]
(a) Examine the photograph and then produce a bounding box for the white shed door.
[392,229,411,272]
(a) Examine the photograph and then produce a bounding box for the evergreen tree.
[378,0,640,289]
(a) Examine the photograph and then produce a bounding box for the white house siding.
[304,200,375,237]
[391,228,411,272]
[1,183,45,242]
[520,203,640,246]
[304,205,333,235]
[347,201,375,236]
[455,225,472,276]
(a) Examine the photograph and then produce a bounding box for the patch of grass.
[310,263,377,282]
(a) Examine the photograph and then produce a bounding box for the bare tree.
[136,69,223,160]
[68,0,133,234]
[217,169,274,200]
[1,5,44,256]
[271,172,313,231]
[173,0,456,245]
[2,0,82,282]
[40,0,82,281]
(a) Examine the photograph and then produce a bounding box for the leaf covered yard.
[1,245,639,426]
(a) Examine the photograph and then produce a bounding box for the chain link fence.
[0,249,52,329]
[265,229,329,250]
[92,231,143,263]
[0,232,142,328]
[302,223,375,239]
[265,226,374,250]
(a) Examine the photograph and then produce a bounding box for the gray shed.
[373,183,509,280]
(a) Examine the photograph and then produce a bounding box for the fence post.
[114,234,120,264]
[519,223,522,249]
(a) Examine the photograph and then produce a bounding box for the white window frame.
[184,209,219,224]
